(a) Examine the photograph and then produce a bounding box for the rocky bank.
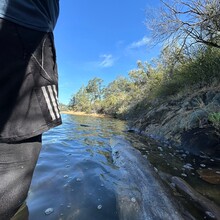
[129,88,220,159]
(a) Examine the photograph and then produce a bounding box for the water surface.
[27,114,220,220]
[27,114,127,220]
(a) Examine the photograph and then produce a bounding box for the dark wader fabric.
[0,18,61,143]
[0,135,42,220]
[0,18,61,219]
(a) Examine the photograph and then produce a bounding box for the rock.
[180,127,220,157]
[171,176,220,220]
[110,137,184,220]
[206,91,217,102]
[213,93,220,105]
[45,208,54,215]
[188,109,208,128]
[197,169,220,184]
[80,124,90,127]
[130,89,220,159]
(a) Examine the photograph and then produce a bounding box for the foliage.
[68,0,220,118]
[69,46,220,118]
[59,103,68,111]
[208,112,220,129]
[155,47,220,97]
[69,85,91,112]
[86,77,104,102]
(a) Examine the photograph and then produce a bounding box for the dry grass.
[61,111,111,118]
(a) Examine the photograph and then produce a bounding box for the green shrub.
[208,112,220,129]
[154,47,220,99]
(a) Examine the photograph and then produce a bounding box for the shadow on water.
[27,114,220,220]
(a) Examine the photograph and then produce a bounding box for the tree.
[146,0,220,50]
[69,85,91,112]
[129,60,151,86]
[86,77,104,102]
[102,77,131,115]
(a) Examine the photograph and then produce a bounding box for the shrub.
[208,112,220,129]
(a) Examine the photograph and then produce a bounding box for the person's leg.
[0,135,42,220]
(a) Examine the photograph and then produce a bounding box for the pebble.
[76,178,81,182]
[158,147,163,151]
[131,197,136,203]
[45,208,54,215]
[143,155,148,159]
[205,211,215,219]
[183,163,194,170]
[181,173,187,177]
[154,167,158,173]
[97,205,102,210]
[64,175,69,178]
[200,164,206,167]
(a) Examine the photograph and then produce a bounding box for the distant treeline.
[68,46,220,118]
[68,0,220,119]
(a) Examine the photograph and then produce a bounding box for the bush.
[208,112,220,129]
[154,47,220,98]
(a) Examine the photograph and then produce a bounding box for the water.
[27,114,220,220]
[27,114,126,220]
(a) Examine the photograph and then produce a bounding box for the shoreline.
[61,110,111,118]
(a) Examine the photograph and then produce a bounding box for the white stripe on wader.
[52,85,58,102]
[52,84,61,112]
[48,85,60,119]
[41,86,56,121]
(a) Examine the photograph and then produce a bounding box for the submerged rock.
[197,169,220,185]
[172,176,220,220]
[44,208,54,215]
[110,137,184,220]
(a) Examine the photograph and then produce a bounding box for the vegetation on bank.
[68,0,220,123]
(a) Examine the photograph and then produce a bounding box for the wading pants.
[0,135,42,220]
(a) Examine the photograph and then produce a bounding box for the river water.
[27,114,220,220]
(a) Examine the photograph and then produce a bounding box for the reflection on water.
[27,114,220,220]
[27,114,126,220]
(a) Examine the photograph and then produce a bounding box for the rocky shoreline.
[129,88,220,159]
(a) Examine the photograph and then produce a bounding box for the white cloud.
[99,54,115,67]
[128,36,150,49]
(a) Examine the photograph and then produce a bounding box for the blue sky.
[54,0,162,104]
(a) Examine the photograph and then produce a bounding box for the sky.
[54,0,162,104]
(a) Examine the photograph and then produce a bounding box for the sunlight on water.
[27,114,126,220]
[26,114,220,220]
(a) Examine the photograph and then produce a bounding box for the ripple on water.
[27,114,220,220]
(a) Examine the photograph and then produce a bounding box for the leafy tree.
[129,60,150,86]
[102,77,131,116]
[86,77,104,102]
[69,85,91,112]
